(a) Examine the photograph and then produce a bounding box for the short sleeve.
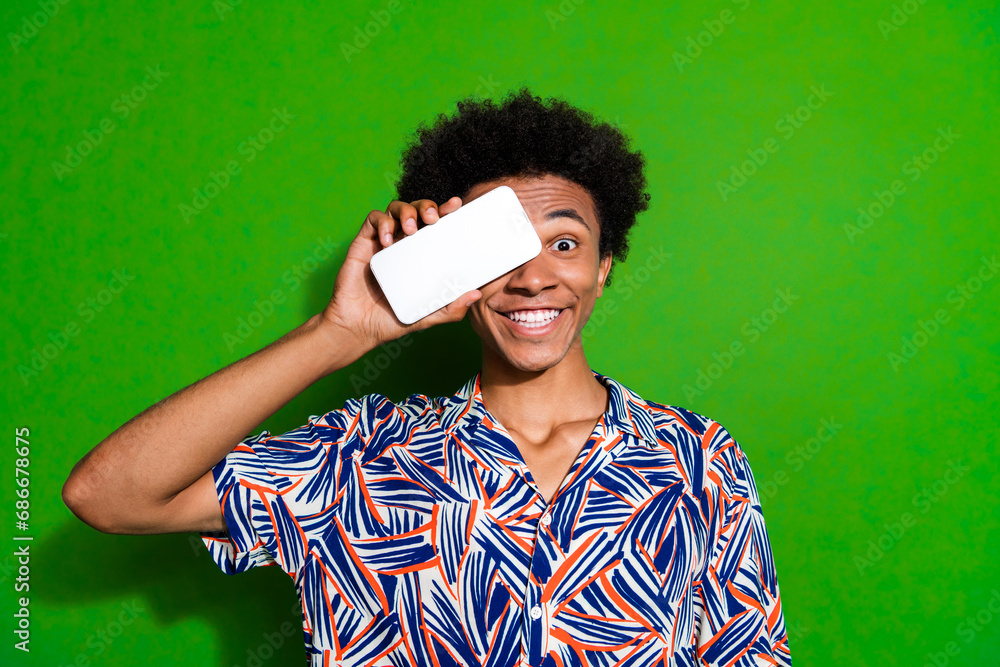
[694,422,792,666]
[198,393,386,576]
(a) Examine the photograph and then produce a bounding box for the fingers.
[376,196,463,248]
[439,196,463,216]
[411,197,460,223]
[389,200,420,236]
[362,209,397,248]
[388,199,444,227]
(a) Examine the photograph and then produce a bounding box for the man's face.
[462,173,612,373]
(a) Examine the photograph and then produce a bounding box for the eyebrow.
[544,208,592,233]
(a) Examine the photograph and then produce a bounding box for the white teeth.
[502,309,562,326]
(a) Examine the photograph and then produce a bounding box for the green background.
[2,0,998,665]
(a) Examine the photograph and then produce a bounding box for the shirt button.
[541,514,552,526]
[529,605,542,620]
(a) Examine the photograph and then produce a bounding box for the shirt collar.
[440,368,661,447]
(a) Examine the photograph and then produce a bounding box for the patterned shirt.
[199,368,792,666]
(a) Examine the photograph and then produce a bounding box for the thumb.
[409,290,482,330]
[461,290,482,309]
[441,289,482,323]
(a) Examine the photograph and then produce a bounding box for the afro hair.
[394,87,651,288]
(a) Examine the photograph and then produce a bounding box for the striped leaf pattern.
[200,369,791,666]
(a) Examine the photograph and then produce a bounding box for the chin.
[495,344,570,373]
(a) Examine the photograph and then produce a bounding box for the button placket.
[522,495,552,665]
[522,581,547,666]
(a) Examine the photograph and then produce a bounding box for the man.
[63,88,792,666]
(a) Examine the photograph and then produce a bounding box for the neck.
[478,344,609,437]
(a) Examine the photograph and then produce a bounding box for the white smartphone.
[369,185,542,325]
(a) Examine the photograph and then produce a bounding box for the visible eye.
[553,238,578,252]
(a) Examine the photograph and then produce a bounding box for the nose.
[504,252,558,295]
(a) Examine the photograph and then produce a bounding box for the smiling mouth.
[499,308,565,328]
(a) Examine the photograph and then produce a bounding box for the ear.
[596,253,613,298]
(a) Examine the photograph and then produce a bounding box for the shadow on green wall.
[47,252,486,666]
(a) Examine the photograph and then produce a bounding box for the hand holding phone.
[320,188,540,353]
[369,186,542,325]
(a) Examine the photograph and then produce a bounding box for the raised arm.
[61,196,481,535]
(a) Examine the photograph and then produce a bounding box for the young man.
[63,88,792,666]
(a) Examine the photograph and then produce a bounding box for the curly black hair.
[394,87,650,288]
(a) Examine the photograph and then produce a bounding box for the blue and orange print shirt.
[199,368,792,666]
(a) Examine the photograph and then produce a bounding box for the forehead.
[463,175,598,228]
